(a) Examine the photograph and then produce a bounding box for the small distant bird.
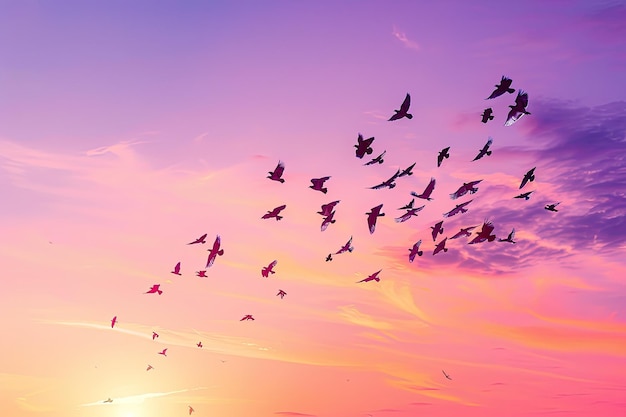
[472,137,493,161]
[146,364,154,371]
[188,233,207,245]
[450,180,482,199]
[408,240,424,262]
[310,176,331,193]
[354,133,375,159]
[411,177,436,200]
[431,220,444,241]
[433,237,448,255]
[267,161,285,183]
[499,229,516,243]
[145,284,163,295]
[152,332,159,340]
[158,348,167,356]
[325,253,333,262]
[318,200,340,216]
[395,206,425,223]
[357,270,382,283]
[450,226,477,240]
[261,260,278,277]
[443,200,473,218]
[514,190,534,200]
[277,289,287,299]
[481,108,494,123]
[320,210,336,231]
[545,202,560,212]
[366,204,385,234]
[398,198,416,210]
[262,204,286,221]
[240,315,255,321]
[111,316,117,328]
[206,235,224,268]
[469,221,497,244]
[364,150,386,165]
[486,76,515,100]
[370,169,400,189]
[171,262,182,276]
[197,341,203,348]
[388,93,412,121]
[189,405,195,415]
[196,270,207,277]
[442,370,452,380]
[103,398,113,403]
[398,162,416,177]
[335,236,354,255]
[519,167,536,189]
[505,90,531,126]
[437,147,450,167]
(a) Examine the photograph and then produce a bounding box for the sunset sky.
[1,1,625,416]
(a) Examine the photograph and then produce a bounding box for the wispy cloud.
[392,25,420,51]
[81,387,209,406]
[274,412,317,417]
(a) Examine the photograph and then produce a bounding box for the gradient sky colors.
[1,1,625,416]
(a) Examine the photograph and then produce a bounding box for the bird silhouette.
[486,76,515,99]
[472,137,493,161]
[519,167,536,189]
[514,190,534,200]
[398,162,416,177]
[431,220,444,241]
[146,364,154,371]
[240,315,255,321]
[171,262,182,276]
[335,236,354,255]
[111,316,117,328]
[481,107,494,123]
[411,177,436,200]
[187,233,207,245]
[364,150,386,165]
[261,260,278,277]
[433,237,449,255]
[505,90,531,126]
[196,270,207,277]
[103,398,113,403]
[354,134,375,158]
[469,221,497,244]
[388,93,412,121]
[370,170,400,190]
[310,176,331,193]
[395,206,425,223]
[267,161,285,183]
[408,240,424,262]
[437,147,450,167]
[318,200,340,217]
[321,210,337,231]
[262,205,287,221]
[357,270,382,283]
[443,200,473,218]
[189,405,195,415]
[366,204,385,234]
[206,235,224,268]
[158,348,167,356]
[277,289,287,299]
[442,369,452,380]
[450,226,477,240]
[152,332,159,340]
[145,285,163,295]
[545,202,560,212]
[450,180,482,199]
[325,253,333,262]
[498,229,516,243]
[197,341,203,348]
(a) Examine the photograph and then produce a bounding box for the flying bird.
[442,370,452,380]
[411,177,436,200]
[240,315,255,321]
[103,398,113,403]
[519,167,536,189]
[398,162,416,177]
[262,204,287,221]
[189,406,195,415]
[450,226,478,240]
[325,253,333,262]
[110,316,117,328]
[277,289,287,298]
[196,270,207,277]
[431,220,444,241]
[261,260,278,277]
[267,160,285,183]
[318,200,340,217]
[310,176,331,193]
[369,169,400,190]
[366,204,385,234]
[499,229,516,243]
[469,221,497,244]
[545,202,560,212]
[433,237,449,255]
[197,341,203,348]
[472,137,493,161]
[357,270,382,283]
[364,150,386,165]
[152,332,159,340]
[504,90,531,126]
[514,190,534,200]
[395,206,425,223]
[206,235,224,268]
[158,348,167,356]
[335,236,354,254]
[481,107,494,123]
[187,233,207,245]
[389,93,412,121]
[145,284,163,295]
[398,198,416,210]
[146,364,154,371]
[437,147,450,167]
[408,240,424,262]
[450,180,482,199]
[320,210,336,231]
[486,76,515,99]
[354,133,375,159]
[443,200,473,218]
[171,262,182,276]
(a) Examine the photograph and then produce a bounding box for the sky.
[1,0,625,416]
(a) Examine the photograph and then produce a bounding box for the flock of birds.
[103,76,560,412]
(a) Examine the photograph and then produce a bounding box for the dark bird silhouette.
[103,398,113,403]
[450,180,482,200]
[437,147,450,167]
[505,90,531,126]
[388,93,412,121]
[318,200,340,217]
[514,190,534,200]
[355,134,375,159]
[321,210,336,232]
[545,202,560,212]
[450,226,477,240]
[408,240,424,262]
[399,198,416,210]
[197,342,202,348]
[262,204,286,220]
[442,370,452,380]
[431,220,444,241]
[481,108,494,123]
[370,170,400,190]
[443,200,473,218]
[188,233,207,245]
[146,364,154,371]
[395,206,425,223]
[277,289,287,299]
[206,235,224,268]
[111,316,117,328]
[486,76,515,99]
[519,167,536,189]
[411,177,436,200]
[171,262,182,276]
[326,253,333,262]
[366,204,385,234]
[356,270,382,283]
[433,237,449,255]
[145,284,163,295]
[152,332,159,340]
[398,162,416,177]
[472,137,493,161]
[240,315,254,321]
[364,150,386,166]
[335,236,354,254]
[196,270,207,277]
[310,176,331,194]
[499,229,516,243]
[158,348,167,356]
[469,221,497,244]
[267,161,285,183]
[261,260,277,277]
[189,406,195,415]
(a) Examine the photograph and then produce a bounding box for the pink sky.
[1,1,625,416]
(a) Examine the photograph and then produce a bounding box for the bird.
[317,200,340,216]
[398,162,416,177]
[514,190,534,200]
[486,76,515,99]
[196,270,207,277]
[261,260,278,277]
[267,161,285,183]
[364,150,386,165]
[442,370,452,380]
[262,204,287,220]
[325,253,333,262]
[398,198,416,210]
[443,200,473,218]
[145,284,163,295]
[408,240,424,262]
[505,90,531,126]
[310,176,331,193]
[519,167,536,189]
[197,341,203,348]
[370,169,400,190]
[388,93,412,121]
[103,398,113,403]
[320,210,336,231]
[395,206,425,223]
[146,364,154,371]
[499,229,516,243]
[206,235,224,268]
[354,133,375,159]
[433,237,448,255]
[469,221,497,244]
[450,226,478,240]
[357,270,382,283]
[437,147,450,167]
[335,236,354,255]
[187,233,207,245]
[240,315,255,321]
[411,177,436,200]
[366,204,385,234]
[111,316,117,328]
[152,332,159,340]
[171,262,182,276]
[431,220,444,241]
[158,348,167,356]
[189,405,195,415]
[545,202,560,212]
[277,289,287,299]
[472,137,493,161]
[450,180,482,199]
[481,107,494,123]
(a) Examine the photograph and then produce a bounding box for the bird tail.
[405,114,413,119]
